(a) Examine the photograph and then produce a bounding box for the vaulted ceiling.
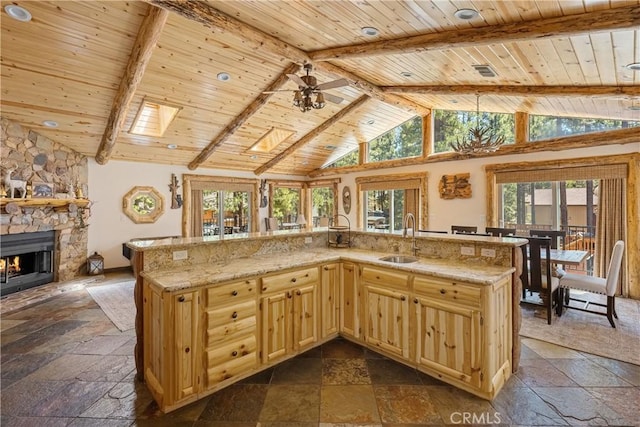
[1,1,639,176]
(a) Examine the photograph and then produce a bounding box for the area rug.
[520,291,640,365]
[85,280,135,332]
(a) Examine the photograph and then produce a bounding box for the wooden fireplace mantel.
[0,198,90,211]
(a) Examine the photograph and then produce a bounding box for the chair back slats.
[418,230,448,234]
[529,229,566,249]
[605,241,625,296]
[486,227,516,237]
[451,225,478,234]
[526,236,552,294]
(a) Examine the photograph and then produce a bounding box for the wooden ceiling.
[1,1,639,176]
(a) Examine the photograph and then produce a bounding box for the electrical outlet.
[305,236,313,244]
[481,248,496,257]
[173,250,188,261]
[460,246,474,256]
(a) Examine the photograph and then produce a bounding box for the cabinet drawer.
[362,266,409,289]
[207,349,258,386]
[206,279,257,308]
[413,276,481,308]
[206,335,257,368]
[261,267,319,294]
[206,300,256,345]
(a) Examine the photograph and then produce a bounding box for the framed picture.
[32,181,54,198]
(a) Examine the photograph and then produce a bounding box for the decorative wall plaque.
[439,173,471,199]
[342,186,351,214]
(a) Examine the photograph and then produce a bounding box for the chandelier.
[293,89,325,112]
[451,95,505,155]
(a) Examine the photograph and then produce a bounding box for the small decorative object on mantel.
[2,163,28,198]
[32,181,54,198]
[439,173,472,199]
[169,173,182,209]
[87,251,104,276]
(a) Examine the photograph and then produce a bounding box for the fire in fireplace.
[0,231,55,296]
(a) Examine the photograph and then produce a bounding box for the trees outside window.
[368,116,422,162]
[530,115,639,141]
[311,187,334,223]
[434,110,514,153]
[325,149,358,168]
[202,190,250,235]
[272,187,300,224]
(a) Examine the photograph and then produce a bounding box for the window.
[368,116,422,162]
[325,148,358,168]
[311,187,334,225]
[271,185,301,225]
[356,173,427,231]
[530,115,640,141]
[433,109,514,153]
[182,175,258,237]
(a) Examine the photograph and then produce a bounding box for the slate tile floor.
[2,275,639,426]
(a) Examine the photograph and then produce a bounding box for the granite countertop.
[141,247,515,292]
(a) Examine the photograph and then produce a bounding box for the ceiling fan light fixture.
[4,5,31,22]
[454,8,479,20]
[625,62,640,71]
[293,90,303,107]
[314,92,325,109]
[361,26,379,37]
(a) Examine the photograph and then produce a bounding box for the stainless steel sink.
[378,255,419,264]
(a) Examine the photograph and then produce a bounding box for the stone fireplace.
[0,230,55,295]
[1,118,89,293]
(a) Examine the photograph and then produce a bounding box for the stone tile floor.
[1,274,639,426]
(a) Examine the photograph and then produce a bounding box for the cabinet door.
[363,285,409,358]
[261,291,291,363]
[414,296,482,387]
[340,262,359,338]
[321,263,340,338]
[293,283,318,351]
[174,291,200,402]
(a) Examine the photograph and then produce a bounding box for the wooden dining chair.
[486,227,516,237]
[451,225,478,234]
[521,236,562,325]
[559,240,624,328]
[418,230,448,234]
[529,229,566,249]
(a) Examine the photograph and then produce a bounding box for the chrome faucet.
[403,213,419,256]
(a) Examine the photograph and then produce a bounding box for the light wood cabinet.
[204,279,258,388]
[321,263,340,338]
[143,282,201,412]
[340,262,359,338]
[362,266,410,358]
[261,267,319,363]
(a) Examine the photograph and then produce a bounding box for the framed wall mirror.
[122,186,164,224]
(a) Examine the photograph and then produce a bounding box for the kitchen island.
[128,229,526,412]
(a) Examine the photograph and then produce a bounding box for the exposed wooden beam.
[145,0,429,117]
[187,63,300,170]
[95,6,168,165]
[309,126,639,177]
[255,95,370,175]
[309,5,640,60]
[380,85,640,98]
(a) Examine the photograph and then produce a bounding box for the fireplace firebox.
[0,231,55,296]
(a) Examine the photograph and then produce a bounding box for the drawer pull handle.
[291,278,297,283]
[296,290,301,296]
[185,347,190,353]
[231,311,238,319]
[232,290,238,296]
[324,266,329,271]
[440,289,446,295]
[287,292,292,299]
[401,295,406,301]
[231,351,238,357]
[414,298,418,304]
[178,296,185,302]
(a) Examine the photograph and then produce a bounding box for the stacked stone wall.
[1,117,89,281]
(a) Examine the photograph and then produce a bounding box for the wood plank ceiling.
[1,1,639,176]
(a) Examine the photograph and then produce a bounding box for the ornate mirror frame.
[122,186,164,224]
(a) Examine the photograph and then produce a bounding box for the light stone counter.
[141,247,515,292]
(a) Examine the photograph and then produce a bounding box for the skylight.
[248,127,294,153]
[130,99,181,137]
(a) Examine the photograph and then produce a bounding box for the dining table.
[545,248,590,265]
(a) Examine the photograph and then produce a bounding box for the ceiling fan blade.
[316,78,349,91]
[323,92,344,104]
[287,73,308,88]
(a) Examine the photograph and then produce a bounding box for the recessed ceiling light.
[250,155,258,160]
[361,27,379,37]
[454,8,479,20]
[167,144,178,149]
[366,119,375,125]
[217,72,231,81]
[629,105,640,111]
[625,62,640,71]
[451,100,459,104]
[325,144,337,151]
[400,71,413,78]
[42,120,58,128]
[4,5,32,22]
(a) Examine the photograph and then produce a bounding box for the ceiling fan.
[265,63,349,112]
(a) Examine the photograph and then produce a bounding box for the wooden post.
[422,113,432,157]
[514,111,529,145]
